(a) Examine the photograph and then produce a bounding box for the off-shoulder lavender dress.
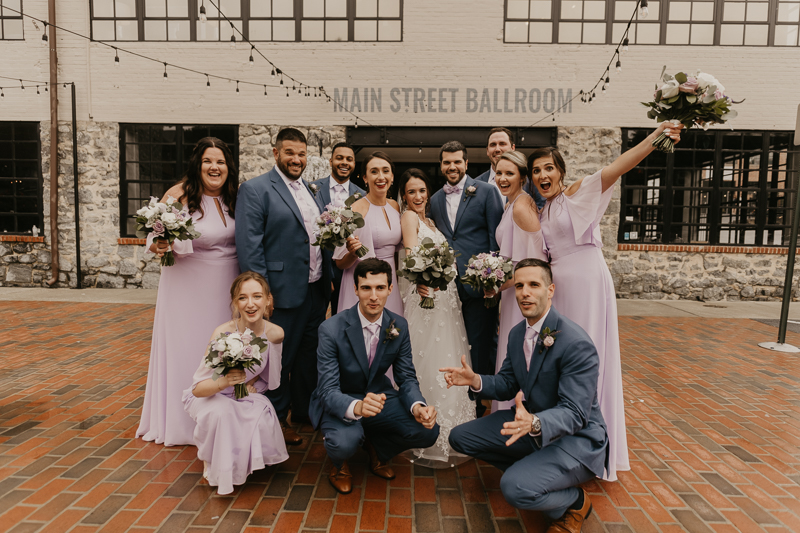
[136,195,240,446]
[182,338,288,495]
[539,170,629,481]
[493,193,547,411]
[333,198,404,315]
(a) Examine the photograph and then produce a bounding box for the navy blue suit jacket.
[235,167,332,309]
[315,176,365,209]
[475,169,546,209]
[310,306,426,428]
[476,306,609,478]
[429,176,503,299]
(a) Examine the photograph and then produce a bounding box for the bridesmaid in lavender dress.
[136,138,240,446]
[183,272,288,495]
[529,123,683,481]
[334,151,404,315]
[484,151,546,411]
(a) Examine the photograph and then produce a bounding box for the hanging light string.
[0,75,75,97]
[519,0,645,139]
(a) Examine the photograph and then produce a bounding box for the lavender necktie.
[524,327,537,371]
[367,323,380,366]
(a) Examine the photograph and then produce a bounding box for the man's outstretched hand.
[440,355,480,390]
[500,392,535,446]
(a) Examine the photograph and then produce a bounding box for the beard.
[276,155,305,179]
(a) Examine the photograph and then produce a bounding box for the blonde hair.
[229,271,272,319]
[497,150,529,186]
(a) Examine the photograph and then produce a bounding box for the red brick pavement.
[1,301,799,532]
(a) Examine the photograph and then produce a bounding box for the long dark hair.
[397,168,432,215]
[527,146,568,216]
[182,137,238,219]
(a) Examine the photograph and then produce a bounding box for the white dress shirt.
[329,177,351,207]
[487,167,505,203]
[445,176,466,230]
[277,167,322,283]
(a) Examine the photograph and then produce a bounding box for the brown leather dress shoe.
[328,461,352,494]
[546,489,592,533]
[363,440,396,480]
[280,420,303,445]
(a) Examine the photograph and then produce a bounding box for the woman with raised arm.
[397,168,474,467]
[529,123,682,481]
[183,272,288,495]
[334,152,404,315]
[136,137,240,446]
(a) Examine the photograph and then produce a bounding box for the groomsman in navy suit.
[475,128,546,209]
[429,141,503,417]
[442,258,608,533]
[310,259,439,494]
[236,127,332,443]
[315,143,366,315]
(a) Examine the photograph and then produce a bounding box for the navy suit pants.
[330,265,344,316]
[458,284,498,413]
[450,410,594,520]
[319,394,440,466]
[269,279,327,422]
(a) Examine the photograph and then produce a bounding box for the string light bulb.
[605,75,611,86]
[419,147,422,154]
[271,67,276,79]
[114,48,119,66]
[20,80,24,92]
[264,85,268,97]
[163,62,168,82]
[41,22,48,46]
[199,1,207,23]
[1,89,5,98]
[206,74,210,88]
[616,57,622,73]
[639,0,649,19]
[236,81,240,94]
[37,86,40,95]
[622,36,629,52]
[354,119,358,128]
[249,46,254,67]
[230,34,236,49]
[285,88,289,97]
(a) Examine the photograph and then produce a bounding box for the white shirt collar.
[357,305,383,329]
[489,167,496,182]
[329,176,350,190]
[526,306,551,336]
[276,165,300,188]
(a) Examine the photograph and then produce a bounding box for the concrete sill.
[0,235,45,243]
[118,238,146,245]
[617,244,798,255]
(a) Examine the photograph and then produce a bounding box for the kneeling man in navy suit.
[310,258,439,494]
[442,258,608,533]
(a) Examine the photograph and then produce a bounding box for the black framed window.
[0,0,24,40]
[120,124,238,237]
[90,0,403,41]
[619,129,800,246]
[0,122,42,235]
[504,0,800,45]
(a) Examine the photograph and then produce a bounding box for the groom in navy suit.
[442,258,607,533]
[236,127,332,444]
[429,140,503,417]
[310,258,439,494]
[315,142,366,315]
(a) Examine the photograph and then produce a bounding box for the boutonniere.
[344,192,362,207]
[384,319,401,343]
[308,182,319,195]
[538,327,561,354]
[463,185,477,202]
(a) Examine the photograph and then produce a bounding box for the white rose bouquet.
[312,193,369,257]
[642,66,740,153]
[397,237,459,309]
[204,329,267,399]
[460,252,514,308]
[135,196,201,267]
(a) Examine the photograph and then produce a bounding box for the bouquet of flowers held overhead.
[460,252,514,308]
[642,67,740,153]
[135,196,201,267]
[398,237,459,309]
[204,329,267,399]
[312,193,369,257]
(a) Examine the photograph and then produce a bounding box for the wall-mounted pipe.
[46,0,59,286]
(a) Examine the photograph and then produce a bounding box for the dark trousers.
[269,279,327,421]
[458,283,499,414]
[319,395,440,466]
[450,410,594,520]
[330,265,344,316]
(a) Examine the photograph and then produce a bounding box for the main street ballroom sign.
[333,87,574,115]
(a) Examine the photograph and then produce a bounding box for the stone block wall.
[0,240,51,286]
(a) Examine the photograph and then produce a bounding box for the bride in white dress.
[397,169,475,468]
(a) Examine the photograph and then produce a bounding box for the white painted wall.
[1,0,799,130]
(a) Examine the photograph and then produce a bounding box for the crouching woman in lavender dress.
[183,272,289,495]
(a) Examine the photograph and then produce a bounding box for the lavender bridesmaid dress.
[333,198,404,315]
[539,170,629,481]
[493,193,546,411]
[136,195,240,446]
[182,340,288,495]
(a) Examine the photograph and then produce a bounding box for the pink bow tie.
[443,184,461,195]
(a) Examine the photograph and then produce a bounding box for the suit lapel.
[525,307,559,393]
[436,192,453,235]
[270,171,306,229]
[318,177,332,208]
[453,176,474,234]
[348,181,361,197]
[367,313,391,384]
[345,307,370,378]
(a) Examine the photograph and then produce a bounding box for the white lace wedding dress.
[401,216,475,468]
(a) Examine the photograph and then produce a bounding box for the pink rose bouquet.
[204,329,268,399]
[642,67,740,153]
[135,196,201,266]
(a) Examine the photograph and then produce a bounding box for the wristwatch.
[530,413,541,435]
